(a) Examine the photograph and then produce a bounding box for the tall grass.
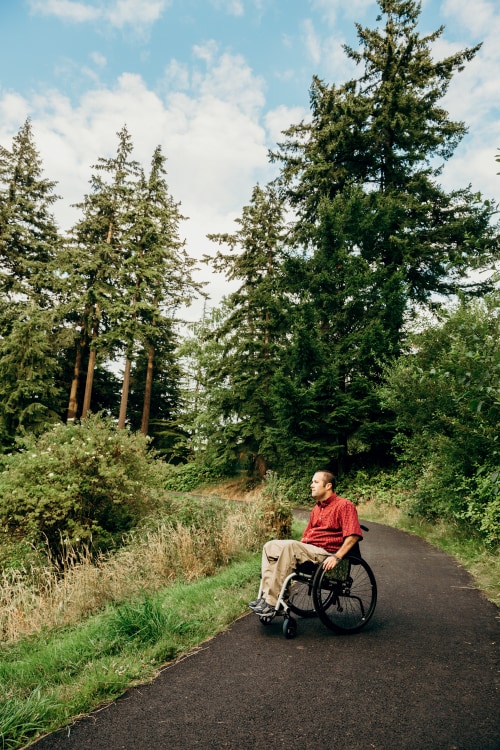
[0,491,283,643]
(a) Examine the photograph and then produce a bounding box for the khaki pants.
[260,539,331,607]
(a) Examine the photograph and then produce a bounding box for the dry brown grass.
[0,502,267,643]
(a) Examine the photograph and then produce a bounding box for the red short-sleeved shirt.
[300,493,363,553]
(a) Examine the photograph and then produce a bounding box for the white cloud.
[264,105,307,147]
[302,19,322,67]
[28,0,171,30]
[106,0,168,28]
[309,0,373,27]
[441,0,497,37]
[0,93,31,133]
[209,0,244,17]
[90,51,107,68]
[0,49,280,316]
[29,0,100,23]
[194,53,266,118]
[163,60,190,92]
[299,18,358,84]
[428,6,500,204]
[193,41,219,66]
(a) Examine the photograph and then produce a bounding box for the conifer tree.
[64,126,141,419]
[112,145,198,432]
[269,0,499,471]
[0,119,61,324]
[0,121,64,446]
[204,184,289,472]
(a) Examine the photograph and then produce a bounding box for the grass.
[0,486,287,749]
[0,498,267,642]
[0,556,260,750]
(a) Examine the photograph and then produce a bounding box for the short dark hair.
[318,470,336,490]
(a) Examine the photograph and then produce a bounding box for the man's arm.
[322,534,361,570]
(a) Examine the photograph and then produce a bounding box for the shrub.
[378,294,500,540]
[0,414,169,555]
[251,471,294,538]
[460,466,500,545]
[161,461,226,492]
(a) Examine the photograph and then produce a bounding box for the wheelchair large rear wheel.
[312,556,377,634]
[287,577,317,618]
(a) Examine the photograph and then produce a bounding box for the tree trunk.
[81,309,99,418]
[118,279,140,429]
[67,342,83,421]
[82,346,96,418]
[81,219,113,420]
[141,343,155,435]
[118,357,132,429]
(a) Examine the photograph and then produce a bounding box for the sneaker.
[253,600,276,616]
[249,596,265,610]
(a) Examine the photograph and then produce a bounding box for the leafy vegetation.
[198,0,498,475]
[0,124,197,456]
[378,294,499,543]
[0,415,169,555]
[0,476,293,748]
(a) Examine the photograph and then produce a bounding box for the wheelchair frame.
[255,553,377,639]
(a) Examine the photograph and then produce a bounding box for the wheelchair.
[255,542,377,639]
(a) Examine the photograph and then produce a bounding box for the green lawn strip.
[0,554,261,750]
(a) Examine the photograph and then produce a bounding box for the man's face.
[310,472,331,502]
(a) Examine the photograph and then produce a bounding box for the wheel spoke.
[312,556,377,633]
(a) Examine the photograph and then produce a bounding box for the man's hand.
[323,535,361,570]
[322,555,339,571]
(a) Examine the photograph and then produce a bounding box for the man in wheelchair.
[249,470,363,617]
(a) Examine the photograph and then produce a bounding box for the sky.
[1,0,499,321]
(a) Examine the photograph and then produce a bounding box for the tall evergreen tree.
[204,184,289,472]
[112,145,199,432]
[269,0,499,471]
[0,119,61,322]
[0,121,65,447]
[63,126,141,419]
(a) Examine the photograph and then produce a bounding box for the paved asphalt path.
[30,521,499,750]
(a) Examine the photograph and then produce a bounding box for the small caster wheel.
[283,617,297,639]
[259,615,273,626]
